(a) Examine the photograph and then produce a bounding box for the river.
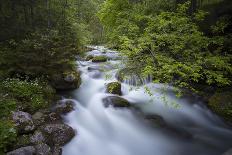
[62,46,232,155]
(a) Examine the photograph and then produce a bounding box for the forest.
[0,0,232,155]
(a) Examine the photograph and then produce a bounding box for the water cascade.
[62,46,232,155]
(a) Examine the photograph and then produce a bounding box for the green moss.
[92,56,107,62]
[208,91,232,121]
[106,82,122,95]
[0,120,17,154]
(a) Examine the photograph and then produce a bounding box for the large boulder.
[145,114,166,127]
[46,113,62,122]
[51,71,81,91]
[52,145,62,155]
[35,143,52,155]
[12,111,35,134]
[92,56,107,62]
[32,112,46,127]
[106,82,122,95]
[7,144,52,155]
[30,130,46,144]
[102,96,130,108]
[55,100,75,115]
[7,146,36,155]
[40,123,75,146]
[32,111,62,125]
[145,114,192,139]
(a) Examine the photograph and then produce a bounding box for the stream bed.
[62,46,232,155]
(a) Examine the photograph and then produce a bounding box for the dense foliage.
[0,0,232,153]
[0,0,105,79]
[98,0,232,93]
[0,0,105,153]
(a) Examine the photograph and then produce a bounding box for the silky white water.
[62,46,232,155]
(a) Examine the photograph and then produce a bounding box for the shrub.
[0,79,55,113]
[0,120,17,154]
[0,98,16,119]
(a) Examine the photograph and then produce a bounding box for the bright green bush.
[0,120,17,154]
[0,98,16,119]
[0,79,55,113]
[99,1,232,93]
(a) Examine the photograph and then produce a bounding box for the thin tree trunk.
[46,0,51,29]
[30,0,34,29]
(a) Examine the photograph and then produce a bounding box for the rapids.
[62,46,232,155]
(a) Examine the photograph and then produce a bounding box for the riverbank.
[0,68,81,154]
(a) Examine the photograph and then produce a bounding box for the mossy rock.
[85,55,94,61]
[51,70,81,91]
[102,96,130,108]
[40,123,75,146]
[92,56,107,62]
[12,111,35,134]
[55,100,75,115]
[208,91,232,121]
[106,82,122,95]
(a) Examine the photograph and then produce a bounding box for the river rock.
[102,96,130,108]
[88,66,101,71]
[55,100,75,115]
[51,71,81,90]
[32,112,46,126]
[88,64,113,72]
[106,82,122,95]
[7,146,36,155]
[145,114,192,139]
[46,112,62,122]
[12,111,35,134]
[92,56,107,62]
[35,143,52,155]
[145,114,166,127]
[30,130,46,144]
[40,123,75,146]
[52,145,62,155]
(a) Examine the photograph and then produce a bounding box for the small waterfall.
[122,74,153,86]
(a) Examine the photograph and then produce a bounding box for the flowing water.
[62,46,232,155]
